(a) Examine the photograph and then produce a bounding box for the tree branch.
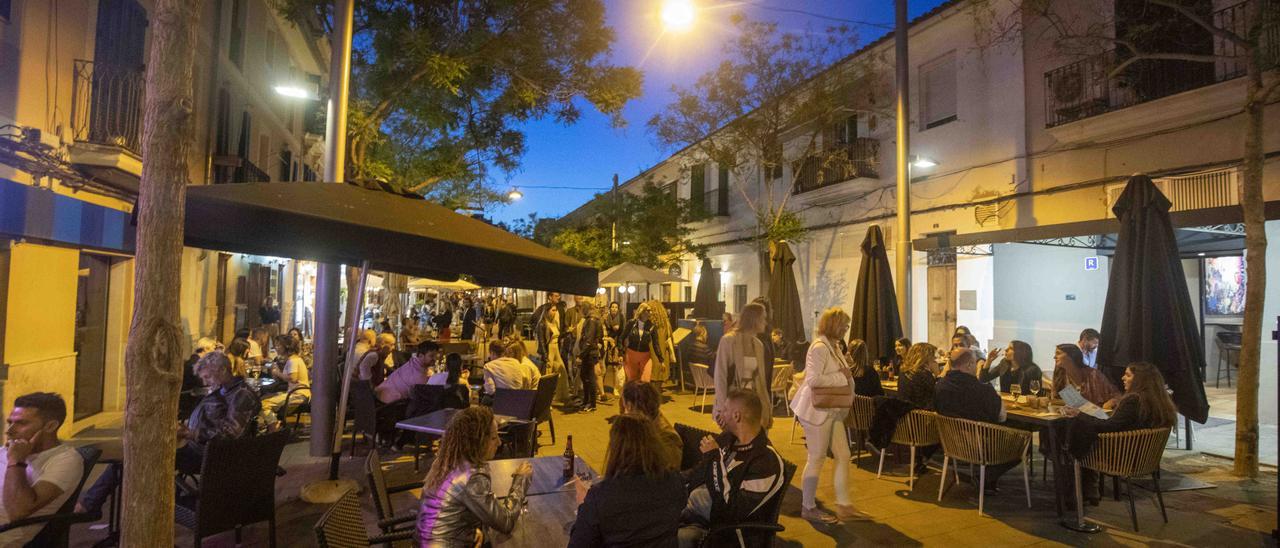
[1108,51,1231,78]
[1148,0,1250,50]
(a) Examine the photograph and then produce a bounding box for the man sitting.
[378,340,440,404]
[482,340,540,396]
[933,346,1012,493]
[354,333,396,386]
[81,352,262,517]
[0,393,84,546]
[679,389,785,548]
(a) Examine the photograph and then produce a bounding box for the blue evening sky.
[491,0,949,225]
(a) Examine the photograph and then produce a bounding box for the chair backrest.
[314,489,370,548]
[1215,330,1242,345]
[492,388,537,420]
[410,383,446,415]
[673,422,717,471]
[196,430,289,536]
[364,449,395,522]
[1081,427,1171,478]
[846,395,876,431]
[935,414,1030,466]
[688,363,714,390]
[27,445,101,548]
[532,374,559,422]
[890,409,940,447]
[348,379,379,436]
[769,363,792,394]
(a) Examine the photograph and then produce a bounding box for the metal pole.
[331,260,370,461]
[304,0,354,483]
[894,0,913,336]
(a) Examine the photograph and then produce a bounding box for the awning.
[408,277,481,291]
[184,182,597,294]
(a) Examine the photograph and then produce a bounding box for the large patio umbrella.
[850,225,903,364]
[408,277,481,291]
[598,261,685,286]
[1098,175,1209,423]
[768,242,806,347]
[692,258,721,319]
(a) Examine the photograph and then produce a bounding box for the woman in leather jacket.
[417,407,533,547]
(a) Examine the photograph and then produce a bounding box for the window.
[920,52,957,130]
[689,163,706,214]
[229,0,246,68]
[715,163,730,216]
[0,0,11,23]
[258,134,271,174]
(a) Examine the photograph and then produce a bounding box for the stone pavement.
[69,389,1277,547]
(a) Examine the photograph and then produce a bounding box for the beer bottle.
[563,435,575,480]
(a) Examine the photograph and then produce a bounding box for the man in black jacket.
[679,390,784,548]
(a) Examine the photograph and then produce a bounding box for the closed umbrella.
[692,258,721,319]
[1098,175,1209,423]
[768,242,806,347]
[850,225,903,364]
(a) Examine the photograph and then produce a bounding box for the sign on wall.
[1084,256,1099,271]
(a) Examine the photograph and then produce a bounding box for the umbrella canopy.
[184,182,596,294]
[598,261,684,286]
[767,242,806,345]
[692,258,722,319]
[408,277,481,291]
[850,225,903,363]
[1098,175,1209,423]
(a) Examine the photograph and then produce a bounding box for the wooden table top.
[395,408,519,435]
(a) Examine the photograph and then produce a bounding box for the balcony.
[212,155,272,184]
[1044,1,1276,128]
[68,60,145,193]
[793,137,880,194]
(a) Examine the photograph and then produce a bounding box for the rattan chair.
[364,450,419,535]
[689,363,714,413]
[314,489,414,547]
[1074,427,1171,532]
[845,395,876,464]
[876,409,939,489]
[935,415,1033,515]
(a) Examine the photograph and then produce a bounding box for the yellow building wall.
[2,243,80,437]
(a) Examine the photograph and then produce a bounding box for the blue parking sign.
[1084,257,1099,271]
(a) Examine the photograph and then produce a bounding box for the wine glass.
[1029,379,1042,397]
[1010,383,1023,404]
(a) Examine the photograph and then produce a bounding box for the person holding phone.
[0,393,82,545]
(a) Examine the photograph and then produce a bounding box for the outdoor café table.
[395,407,520,436]
[489,455,599,547]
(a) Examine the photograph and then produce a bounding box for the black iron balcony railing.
[1044,0,1276,127]
[71,59,145,155]
[212,155,272,183]
[794,137,880,194]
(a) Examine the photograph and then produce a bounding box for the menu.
[1059,385,1109,419]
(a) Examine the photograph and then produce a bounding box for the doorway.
[926,249,957,351]
[74,253,112,420]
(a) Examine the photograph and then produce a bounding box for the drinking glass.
[1010,383,1022,404]
[1029,379,1042,397]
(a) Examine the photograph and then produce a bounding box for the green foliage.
[279,0,643,209]
[543,182,708,269]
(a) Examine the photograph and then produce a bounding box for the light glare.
[507,189,523,200]
[912,156,938,169]
[273,85,313,99]
[661,0,695,33]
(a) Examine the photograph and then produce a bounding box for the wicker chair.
[1074,427,1171,532]
[876,409,939,489]
[175,430,289,547]
[935,415,1032,515]
[364,450,419,535]
[314,489,414,547]
[689,363,715,413]
[845,395,876,464]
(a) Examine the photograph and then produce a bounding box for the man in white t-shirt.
[0,392,83,546]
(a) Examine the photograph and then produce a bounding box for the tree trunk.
[121,1,202,545]
[1233,52,1267,478]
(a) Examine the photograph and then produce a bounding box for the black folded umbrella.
[768,243,806,347]
[692,258,721,319]
[850,225,902,364]
[1098,175,1209,423]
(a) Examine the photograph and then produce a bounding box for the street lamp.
[507,188,524,200]
[661,0,696,33]
[911,155,937,169]
[273,83,318,100]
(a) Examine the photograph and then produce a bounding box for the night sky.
[492,0,950,225]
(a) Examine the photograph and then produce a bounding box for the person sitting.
[934,347,1013,493]
[183,338,219,392]
[81,352,261,518]
[888,337,911,378]
[898,342,939,409]
[1077,328,1101,368]
[355,333,396,387]
[483,340,540,397]
[1066,361,1177,505]
[680,389,785,548]
[261,336,310,423]
[1052,344,1119,407]
[434,353,473,410]
[0,393,84,545]
[980,340,1045,396]
[617,381,682,471]
[377,340,440,405]
[225,337,253,380]
[685,322,715,368]
[847,338,883,397]
[769,328,790,364]
[568,414,685,548]
[416,407,533,546]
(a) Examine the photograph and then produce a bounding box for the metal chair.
[347,380,381,456]
[493,388,538,457]
[688,363,714,413]
[845,395,876,464]
[697,460,797,548]
[531,373,560,449]
[364,449,418,535]
[0,445,100,548]
[935,415,1033,515]
[1214,331,1241,388]
[1074,427,1171,532]
[175,430,289,547]
[876,409,939,489]
[314,489,413,547]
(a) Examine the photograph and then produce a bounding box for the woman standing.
[620,303,658,382]
[980,340,1044,395]
[541,306,570,402]
[417,407,533,546]
[847,339,883,397]
[789,308,865,523]
[713,303,772,430]
[1052,344,1119,406]
[604,301,624,341]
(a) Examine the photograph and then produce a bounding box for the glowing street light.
[911,155,937,169]
[273,83,318,100]
[507,188,524,200]
[661,0,696,33]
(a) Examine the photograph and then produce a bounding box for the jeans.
[81,444,205,516]
[799,412,851,510]
[579,355,599,409]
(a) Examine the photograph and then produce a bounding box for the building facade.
[0,0,327,434]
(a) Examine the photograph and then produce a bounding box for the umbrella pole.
[330,260,370,471]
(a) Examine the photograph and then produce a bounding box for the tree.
[991,0,1277,477]
[280,0,642,209]
[121,0,202,545]
[546,181,709,269]
[648,14,886,293]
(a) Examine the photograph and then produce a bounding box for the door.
[74,254,112,420]
[734,285,748,316]
[927,259,957,351]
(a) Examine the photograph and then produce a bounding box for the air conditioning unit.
[1105,167,1240,218]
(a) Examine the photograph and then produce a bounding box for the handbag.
[810,341,853,409]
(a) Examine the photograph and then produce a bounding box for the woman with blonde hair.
[620,303,660,382]
[790,307,865,523]
[898,342,939,409]
[541,306,569,402]
[713,302,772,430]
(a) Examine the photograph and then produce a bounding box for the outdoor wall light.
[507,188,523,200]
[911,155,938,169]
[596,287,606,294]
[626,285,636,294]
[274,83,317,100]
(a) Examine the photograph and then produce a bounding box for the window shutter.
[717,163,729,216]
[690,164,706,214]
[921,52,957,129]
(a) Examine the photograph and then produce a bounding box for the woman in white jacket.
[789,307,867,524]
